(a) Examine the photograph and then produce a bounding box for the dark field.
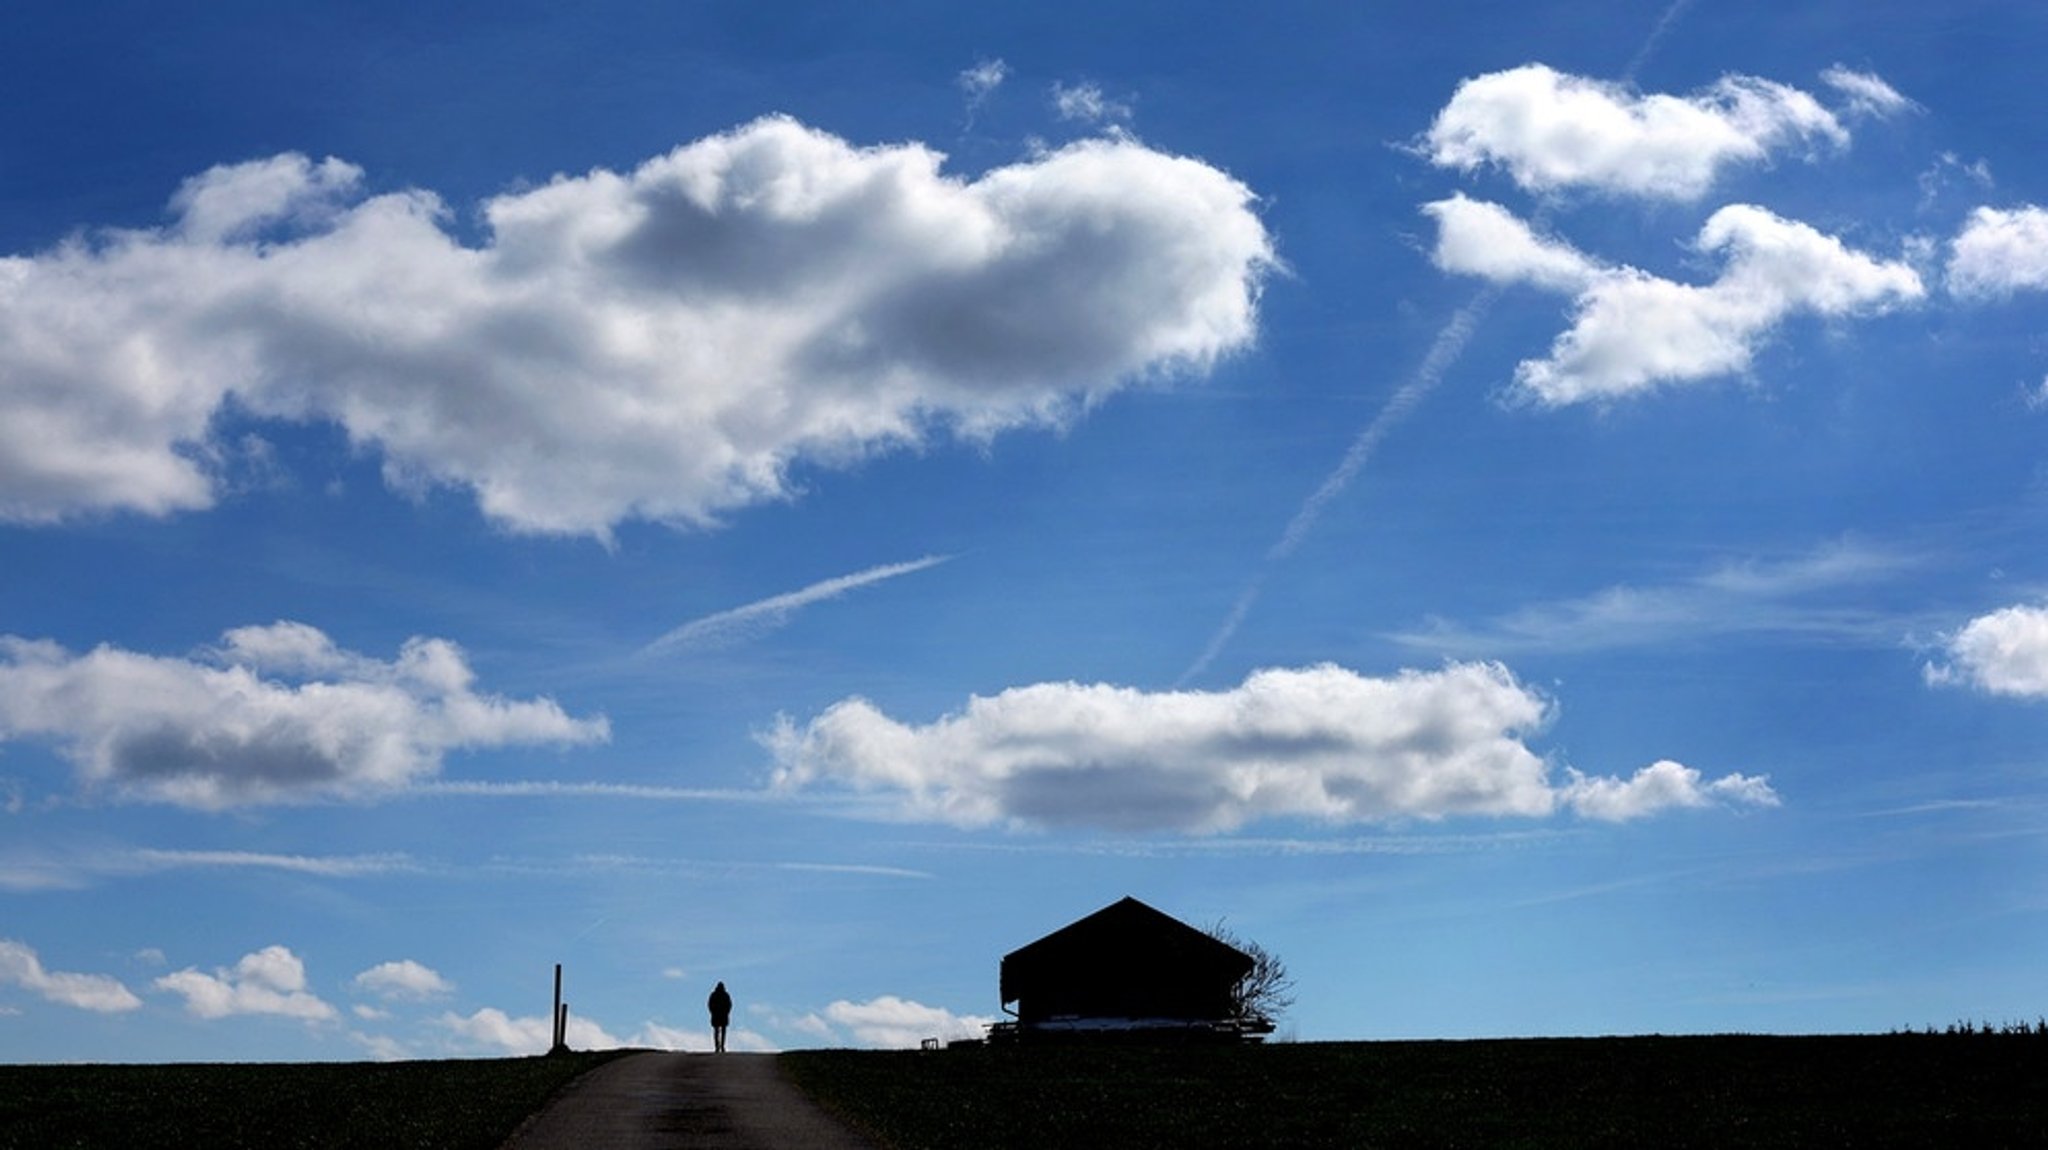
[0,1050,626,1150]
[5,1035,2045,1149]
[784,1034,2048,1149]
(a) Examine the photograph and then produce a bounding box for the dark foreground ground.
[3,1034,2044,1149]
[0,1049,627,1150]
[785,1034,2048,1149]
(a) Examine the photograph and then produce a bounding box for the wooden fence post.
[549,963,569,1055]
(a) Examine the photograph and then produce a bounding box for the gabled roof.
[1000,896,1252,1005]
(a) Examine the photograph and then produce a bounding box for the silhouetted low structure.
[990,896,1270,1043]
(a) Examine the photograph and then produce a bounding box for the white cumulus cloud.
[633,1020,776,1053]
[155,944,337,1021]
[169,152,365,245]
[0,117,1273,534]
[436,1007,775,1055]
[1563,760,1780,821]
[0,939,143,1012]
[800,995,995,1049]
[351,959,454,1001]
[0,622,607,809]
[439,1006,621,1055]
[768,662,1774,831]
[1947,205,2048,299]
[1926,603,2048,697]
[1426,198,1923,404]
[1423,63,1848,200]
[1421,194,1602,292]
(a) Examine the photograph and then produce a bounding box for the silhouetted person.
[708,981,732,1053]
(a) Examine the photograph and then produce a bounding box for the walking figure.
[708,981,732,1053]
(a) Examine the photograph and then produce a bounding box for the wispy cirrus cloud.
[0,845,419,892]
[1052,81,1132,126]
[412,780,774,802]
[643,554,953,654]
[3,839,924,893]
[957,59,1008,107]
[474,853,931,881]
[901,829,1573,860]
[133,849,420,876]
[1390,541,1925,656]
[1820,65,1916,120]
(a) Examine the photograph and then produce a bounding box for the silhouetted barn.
[997,896,1255,1040]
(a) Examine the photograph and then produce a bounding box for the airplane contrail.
[1271,289,1499,564]
[1178,290,1496,686]
[644,554,954,655]
[1177,0,1694,686]
[1625,0,1698,82]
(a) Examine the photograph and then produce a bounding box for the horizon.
[5,0,2048,1063]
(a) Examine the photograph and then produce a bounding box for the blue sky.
[6,0,2048,1061]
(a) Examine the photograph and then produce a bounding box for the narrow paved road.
[499,1052,879,1150]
